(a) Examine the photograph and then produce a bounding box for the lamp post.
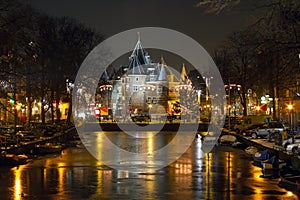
[288,104,293,131]
[66,79,74,123]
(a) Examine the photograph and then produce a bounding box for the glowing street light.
[287,104,293,131]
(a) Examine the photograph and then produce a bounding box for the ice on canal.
[0,131,297,200]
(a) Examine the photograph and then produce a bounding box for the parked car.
[131,114,151,123]
[240,123,264,136]
[286,143,300,154]
[250,121,288,139]
[282,134,300,149]
[234,115,272,133]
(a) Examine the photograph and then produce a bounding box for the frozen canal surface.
[0,131,297,200]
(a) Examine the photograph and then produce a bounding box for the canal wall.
[2,127,77,154]
[223,130,300,169]
[82,122,209,132]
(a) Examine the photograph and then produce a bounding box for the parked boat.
[34,143,62,154]
[253,150,271,163]
[0,152,28,166]
[253,150,285,172]
[219,134,237,145]
[245,146,258,155]
[279,165,300,195]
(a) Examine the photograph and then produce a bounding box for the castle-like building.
[102,36,194,121]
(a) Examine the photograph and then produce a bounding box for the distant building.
[105,35,194,121]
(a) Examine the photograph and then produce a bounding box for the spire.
[157,64,167,81]
[180,63,192,86]
[160,55,166,65]
[127,32,150,75]
[180,63,187,83]
[156,56,179,82]
[101,70,109,82]
[137,32,141,42]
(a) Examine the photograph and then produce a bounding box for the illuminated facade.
[109,36,193,121]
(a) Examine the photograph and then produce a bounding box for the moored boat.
[245,146,258,155]
[253,150,282,168]
[34,143,62,154]
[0,152,28,166]
[279,165,300,195]
[219,134,237,145]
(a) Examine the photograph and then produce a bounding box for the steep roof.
[180,63,188,83]
[156,56,180,82]
[157,63,167,81]
[180,63,192,85]
[101,70,109,82]
[127,33,150,75]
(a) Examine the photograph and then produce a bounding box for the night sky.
[22,0,260,70]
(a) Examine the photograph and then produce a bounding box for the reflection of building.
[109,36,194,120]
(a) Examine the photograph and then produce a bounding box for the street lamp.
[255,106,260,114]
[66,79,74,123]
[288,104,293,131]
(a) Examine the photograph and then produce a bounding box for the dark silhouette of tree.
[0,1,102,125]
[211,0,300,118]
[36,15,102,124]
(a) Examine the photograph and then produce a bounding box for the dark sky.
[23,0,258,51]
[22,0,260,71]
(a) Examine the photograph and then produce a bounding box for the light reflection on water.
[0,132,298,199]
[13,165,23,200]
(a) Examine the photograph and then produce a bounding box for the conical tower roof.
[180,63,192,86]
[156,56,180,82]
[127,33,150,75]
[101,70,109,82]
[180,63,188,84]
[157,63,167,81]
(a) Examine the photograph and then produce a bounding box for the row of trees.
[0,0,102,125]
[208,0,300,117]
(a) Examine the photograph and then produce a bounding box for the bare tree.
[210,0,300,118]
[195,0,241,14]
[0,2,102,125]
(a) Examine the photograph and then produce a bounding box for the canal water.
[0,131,297,200]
